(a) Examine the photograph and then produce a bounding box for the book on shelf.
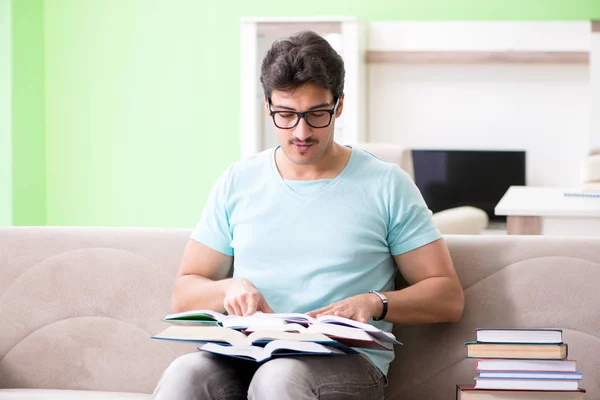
[466,342,568,360]
[476,328,563,344]
[457,385,585,400]
[198,339,346,363]
[474,378,580,391]
[476,359,577,372]
[477,371,582,380]
[163,309,401,345]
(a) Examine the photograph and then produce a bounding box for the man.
[153,31,464,400]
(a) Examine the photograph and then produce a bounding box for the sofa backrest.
[0,227,192,394]
[1,228,599,399]
[387,235,600,399]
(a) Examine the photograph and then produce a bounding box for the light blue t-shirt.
[191,146,442,375]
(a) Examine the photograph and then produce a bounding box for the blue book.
[477,371,583,380]
[564,191,600,198]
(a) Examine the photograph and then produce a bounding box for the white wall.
[369,64,590,187]
[367,22,591,188]
[0,0,12,225]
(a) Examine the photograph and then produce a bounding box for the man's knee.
[153,352,234,400]
[248,358,313,399]
[163,352,215,380]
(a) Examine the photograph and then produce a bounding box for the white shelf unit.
[240,17,367,159]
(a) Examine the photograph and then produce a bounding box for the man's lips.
[293,143,314,152]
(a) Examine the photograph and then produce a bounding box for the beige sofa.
[1,227,599,399]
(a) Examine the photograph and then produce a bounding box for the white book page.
[314,315,401,344]
[244,323,307,333]
[200,343,263,361]
[263,340,345,357]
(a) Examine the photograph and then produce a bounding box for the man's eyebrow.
[272,102,333,111]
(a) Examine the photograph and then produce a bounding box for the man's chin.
[285,150,321,166]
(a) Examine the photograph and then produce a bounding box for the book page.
[163,309,227,322]
[314,315,401,344]
[244,323,307,333]
[220,315,287,329]
[246,330,334,345]
[263,340,346,358]
[200,343,263,361]
[152,325,249,345]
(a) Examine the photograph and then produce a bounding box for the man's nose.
[293,117,312,141]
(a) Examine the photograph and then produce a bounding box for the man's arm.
[171,239,273,316]
[383,238,464,324]
[307,238,464,324]
[171,239,233,313]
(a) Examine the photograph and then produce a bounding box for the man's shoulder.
[225,148,273,184]
[352,147,409,180]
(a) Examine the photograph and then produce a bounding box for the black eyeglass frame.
[267,97,340,129]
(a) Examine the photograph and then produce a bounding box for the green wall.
[12,0,45,226]
[0,0,10,225]
[14,0,600,227]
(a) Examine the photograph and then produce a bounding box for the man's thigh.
[153,352,259,400]
[249,354,386,400]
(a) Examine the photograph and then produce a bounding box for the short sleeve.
[387,166,442,255]
[190,166,234,256]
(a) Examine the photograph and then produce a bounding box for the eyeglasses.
[268,98,339,129]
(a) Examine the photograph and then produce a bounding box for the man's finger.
[223,301,235,316]
[315,307,338,318]
[333,309,352,319]
[245,300,257,316]
[259,299,274,313]
[307,305,333,317]
[229,300,243,316]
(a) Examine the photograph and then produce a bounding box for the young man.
[153,31,464,400]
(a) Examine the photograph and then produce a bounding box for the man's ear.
[264,97,270,113]
[335,94,345,118]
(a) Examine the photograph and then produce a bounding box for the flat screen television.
[411,150,526,223]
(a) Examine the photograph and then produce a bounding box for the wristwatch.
[369,290,388,321]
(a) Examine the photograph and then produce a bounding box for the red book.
[457,384,585,400]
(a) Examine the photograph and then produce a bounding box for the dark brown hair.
[260,31,345,100]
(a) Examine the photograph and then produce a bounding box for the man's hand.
[306,293,383,323]
[223,278,274,316]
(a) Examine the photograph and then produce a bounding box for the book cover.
[465,342,568,360]
[474,378,580,391]
[456,385,585,400]
[475,328,563,344]
[476,359,577,372]
[477,371,582,380]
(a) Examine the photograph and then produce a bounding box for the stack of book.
[151,310,400,363]
[457,328,585,399]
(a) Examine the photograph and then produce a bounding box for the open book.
[163,310,286,330]
[152,325,347,348]
[163,310,400,346]
[244,321,394,350]
[198,340,346,362]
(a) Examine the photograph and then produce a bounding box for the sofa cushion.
[0,389,150,399]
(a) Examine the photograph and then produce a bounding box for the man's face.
[268,83,344,166]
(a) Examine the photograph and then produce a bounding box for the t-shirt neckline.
[270,145,356,202]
